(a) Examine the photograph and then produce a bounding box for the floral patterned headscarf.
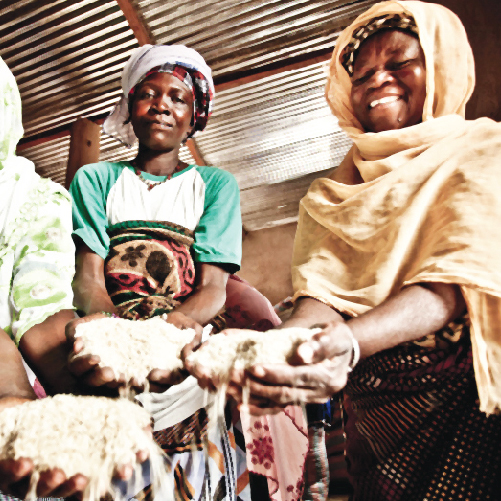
[103,45,215,147]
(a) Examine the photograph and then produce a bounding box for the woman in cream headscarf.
[0,56,88,498]
[207,1,501,499]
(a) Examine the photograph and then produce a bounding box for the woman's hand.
[0,397,88,498]
[181,328,235,392]
[0,397,151,498]
[0,459,89,499]
[0,451,150,499]
[146,312,203,392]
[164,311,203,334]
[227,321,355,415]
[66,313,126,392]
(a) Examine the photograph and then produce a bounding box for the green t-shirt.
[69,161,242,272]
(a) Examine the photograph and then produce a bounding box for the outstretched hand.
[0,397,152,498]
[146,312,203,392]
[182,328,244,392]
[0,450,151,499]
[67,311,204,393]
[227,321,355,415]
[66,313,125,393]
[0,397,88,498]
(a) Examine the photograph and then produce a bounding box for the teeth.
[369,96,399,108]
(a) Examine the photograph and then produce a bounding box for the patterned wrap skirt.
[104,220,250,501]
[344,315,501,500]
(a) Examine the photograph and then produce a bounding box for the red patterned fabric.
[104,220,195,319]
[224,276,309,501]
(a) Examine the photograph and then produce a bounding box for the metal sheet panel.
[137,0,378,77]
[4,0,377,228]
[0,0,138,137]
[195,60,352,229]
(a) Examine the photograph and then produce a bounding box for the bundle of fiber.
[74,316,195,387]
[188,327,321,381]
[0,394,165,501]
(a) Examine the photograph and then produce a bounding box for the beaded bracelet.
[101,311,119,318]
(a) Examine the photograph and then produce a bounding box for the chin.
[139,138,179,151]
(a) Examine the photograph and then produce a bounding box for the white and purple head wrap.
[103,44,215,147]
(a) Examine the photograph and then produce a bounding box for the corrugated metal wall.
[1,0,379,228]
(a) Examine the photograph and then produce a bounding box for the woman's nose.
[369,68,394,89]
[152,95,172,114]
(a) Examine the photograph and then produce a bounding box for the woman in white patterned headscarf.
[67,44,251,501]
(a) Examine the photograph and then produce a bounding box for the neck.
[133,145,182,176]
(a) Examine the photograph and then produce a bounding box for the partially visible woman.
[0,56,87,498]
[0,329,91,499]
[193,2,501,499]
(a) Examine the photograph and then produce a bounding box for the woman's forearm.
[73,246,117,315]
[349,282,466,358]
[19,309,78,395]
[173,263,229,325]
[174,282,226,325]
[280,296,344,329]
[0,329,36,403]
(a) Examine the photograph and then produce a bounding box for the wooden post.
[186,138,206,166]
[65,118,100,188]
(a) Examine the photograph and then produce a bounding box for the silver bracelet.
[345,328,360,371]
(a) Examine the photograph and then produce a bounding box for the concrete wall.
[425,0,501,121]
[238,223,297,306]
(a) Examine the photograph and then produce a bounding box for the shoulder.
[70,161,129,190]
[73,161,127,180]
[194,165,238,188]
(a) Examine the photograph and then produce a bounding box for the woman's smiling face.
[350,29,426,133]
[130,72,194,151]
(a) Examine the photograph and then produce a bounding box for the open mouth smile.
[369,95,400,109]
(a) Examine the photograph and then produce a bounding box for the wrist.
[345,327,360,370]
[0,395,36,411]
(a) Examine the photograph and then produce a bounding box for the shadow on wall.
[425,0,501,121]
[238,222,297,306]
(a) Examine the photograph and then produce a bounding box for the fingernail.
[253,365,265,377]
[298,343,316,363]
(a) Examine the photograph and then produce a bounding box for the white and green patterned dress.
[0,55,75,344]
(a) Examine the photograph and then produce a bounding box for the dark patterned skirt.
[344,315,501,500]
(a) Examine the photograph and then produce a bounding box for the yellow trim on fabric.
[237,470,250,495]
[207,440,225,474]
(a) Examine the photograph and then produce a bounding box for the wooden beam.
[213,48,333,92]
[65,118,101,189]
[186,138,206,166]
[17,116,106,153]
[115,0,152,46]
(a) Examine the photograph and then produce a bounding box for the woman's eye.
[139,91,154,99]
[173,96,186,104]
[390,60,411,70]
[352,73,370,86]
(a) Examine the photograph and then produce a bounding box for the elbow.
[421,282,466,322]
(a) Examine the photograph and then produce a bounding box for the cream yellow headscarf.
[292,1,501,414]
